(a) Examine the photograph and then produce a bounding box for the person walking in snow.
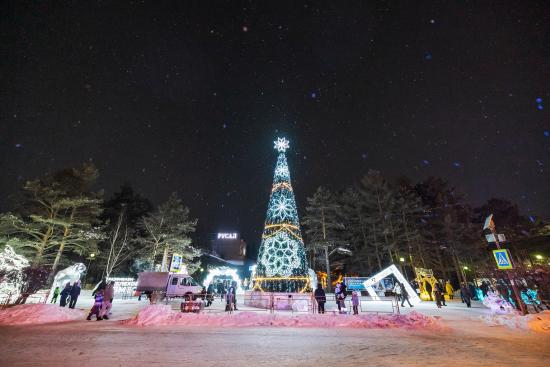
[425,280,433,301]
[206,283,214,307]
[434,282,444,308]
[87,289,104,321]
[225,285,235,313]
[100,281,115,320]
[68,280,81,309]
[59,283,71,307]
[480,281,489,298]
[460,283,472,308]
[435,282,446,306]
[393,282,403,303]
[399,282,413,307]
[217,281,225,301]
[314,283,326,314]
[445,281,454,300]
[351,290,360,315]
[334,283,342,312]
[230,281,238,310]
[336,282,347,313]
[51,286,60,304]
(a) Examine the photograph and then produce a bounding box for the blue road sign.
[493,249,513,270]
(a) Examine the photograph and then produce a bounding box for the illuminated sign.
[170,253,183,273]
[217,233,238,239]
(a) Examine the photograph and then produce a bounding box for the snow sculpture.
[47,263,86,302]
[363,264,422,306]
[308,268,318,291]
[0,245,29,303]
[482,290,517,314]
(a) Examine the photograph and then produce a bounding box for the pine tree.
[1,163,102,282]
[137,193,199,272]
[45,164,103,283]
[255,138,309,292]
[356,170,402,267]
[99,184,153,277]
[414,177,479,285]
[340,187,380,274]
[302,186,345,291]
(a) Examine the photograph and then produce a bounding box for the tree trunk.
[416,239,427,268]
[375,190,392,255]
[324,245,331,292]
[150,240,160,271]
[451,246,467,285]
[48,208,76,284]
[33,226,53,267]
[48,240,66,285]
[32,208,58,266]
[161,245,169,272]
[372,223,382,270]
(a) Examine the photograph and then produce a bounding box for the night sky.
[2,1,549,250]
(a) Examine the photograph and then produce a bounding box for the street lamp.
[535,254,543,260]
[463,266,469,270]
[399,257,405,262]
[84,253,96,286]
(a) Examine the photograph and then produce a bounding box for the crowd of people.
[203,280,238,311]
[313,281,360,314]
[310,278,491,314]
[50,279,117,320]
[51,280,81,309]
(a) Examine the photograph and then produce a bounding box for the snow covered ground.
[0,292,549,366]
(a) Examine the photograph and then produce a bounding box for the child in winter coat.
[51,286,60,304]
[351,290,360,315]
[87,289,104,321]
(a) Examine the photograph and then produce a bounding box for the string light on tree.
[254,137,309,292]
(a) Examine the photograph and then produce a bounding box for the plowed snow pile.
[0,304,86,325]
[481,310,550,334]
[124,305,441,329]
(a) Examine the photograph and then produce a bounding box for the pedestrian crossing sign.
[493,249,513,270]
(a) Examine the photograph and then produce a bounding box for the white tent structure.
[362,264,421,305]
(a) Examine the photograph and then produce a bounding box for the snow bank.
[0,304,86,325]
[481,310,550,334]
[123,305,441,330]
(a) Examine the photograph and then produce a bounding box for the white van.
[136,272,203,301]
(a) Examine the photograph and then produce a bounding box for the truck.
[136,272,203,303]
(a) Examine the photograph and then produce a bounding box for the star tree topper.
[274,137,290,152]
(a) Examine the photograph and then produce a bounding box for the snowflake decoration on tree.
[274,137,290,152]
[268,194,295,222]
[259,231,300,277]
[274,163,290,180]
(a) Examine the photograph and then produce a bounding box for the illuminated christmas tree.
[254,138,309,292]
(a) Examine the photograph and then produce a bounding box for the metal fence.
[311,294,400,315]
[161,292,401,315]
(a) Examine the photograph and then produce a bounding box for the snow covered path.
[0,317,548,367]
[0,296,549,366]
